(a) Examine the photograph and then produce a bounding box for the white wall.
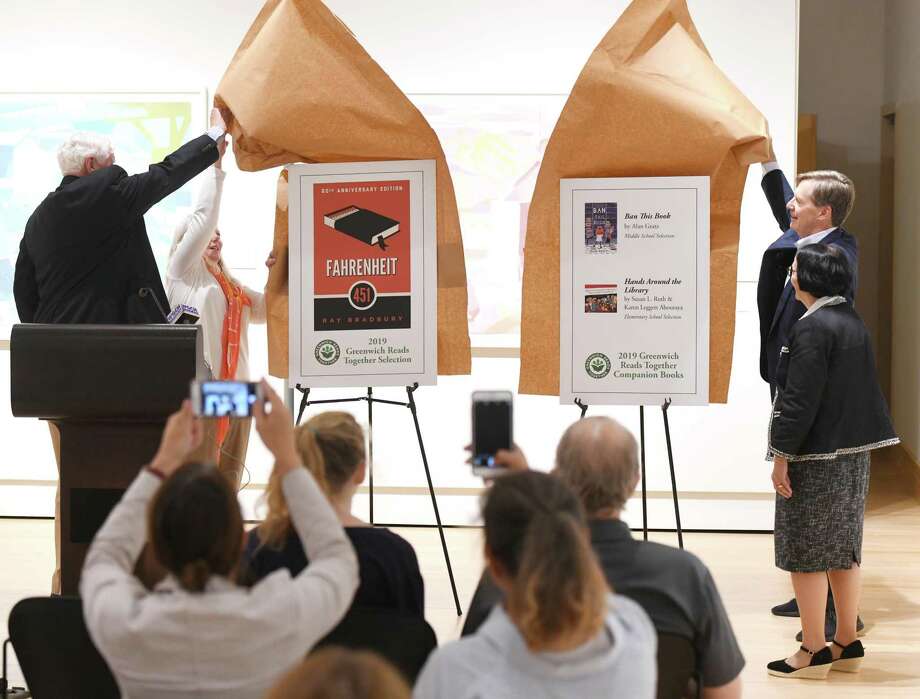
[0,0,797,530]
[884,0,920,463]
[799,0,885,350]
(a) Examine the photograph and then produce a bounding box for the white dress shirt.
[795,227,835,248]
[166,166,265,379]
[80,468,359,699]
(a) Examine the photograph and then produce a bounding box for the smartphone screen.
[472,391,513,471]
[193,381,260,418]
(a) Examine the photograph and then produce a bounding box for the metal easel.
[576,397,684,549]
[295,382,462,615]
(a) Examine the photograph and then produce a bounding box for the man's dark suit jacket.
[13,134,219,324]
[756,169,858,389]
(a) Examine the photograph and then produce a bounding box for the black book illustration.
[324,206,400,249]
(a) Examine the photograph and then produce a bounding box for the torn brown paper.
[519,0,771,402]
[215,0,470,378]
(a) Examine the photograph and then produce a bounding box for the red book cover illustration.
[313,180,411,331]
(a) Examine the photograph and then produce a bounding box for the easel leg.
[661,399,683,549]
[295,386,311,426]
[367,387,374,525]
[406,384,462,616]
[639,405,648,541]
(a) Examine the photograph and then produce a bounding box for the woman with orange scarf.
[166,138,274,489]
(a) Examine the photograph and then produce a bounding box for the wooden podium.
[10,324,205,595]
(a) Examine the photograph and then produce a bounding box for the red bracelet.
[146,465,167,480]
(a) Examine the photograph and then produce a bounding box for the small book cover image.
[584,284,618,314]
[584,202,617,253]
[324,205,400,249]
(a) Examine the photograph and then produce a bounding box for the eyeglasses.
[787,266,797,277]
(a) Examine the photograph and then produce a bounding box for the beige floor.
[1,455,918,696]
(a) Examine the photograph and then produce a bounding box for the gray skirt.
[774,450,870,573]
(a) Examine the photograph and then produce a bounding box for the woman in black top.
[766,244,898,680]
[243,411,424,616]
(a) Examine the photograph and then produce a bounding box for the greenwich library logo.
[314,339,341,366]
[585,352,612,379]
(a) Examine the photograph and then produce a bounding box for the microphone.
[166,304,201,325]
[138,286,169,320]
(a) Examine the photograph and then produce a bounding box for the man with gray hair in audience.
[463,417,744,699]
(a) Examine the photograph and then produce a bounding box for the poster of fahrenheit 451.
[288,161,437,388]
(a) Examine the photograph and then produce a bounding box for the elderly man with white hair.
[13,107,227,593]
[14,108,226,325]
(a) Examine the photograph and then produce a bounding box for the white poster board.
[288,161,437,388]
[560,176,710,405]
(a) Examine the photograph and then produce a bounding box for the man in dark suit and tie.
[13,107,226,592]
[757,161,862,639]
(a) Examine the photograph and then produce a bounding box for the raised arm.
[81,401,203,650]
[112,109,225,221]
[167,166,225,280]
[761,162,794,232]
[13,238,38,322]
[80,470,159,650]
[253,383,359,644]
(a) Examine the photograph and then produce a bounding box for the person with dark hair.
[766,244,898,680]
[267,647,410,699]
[80,383,358,698]
[462,418,744,699]
[757,161,861,632]
[415,471,656,698]
[243,411,423,615]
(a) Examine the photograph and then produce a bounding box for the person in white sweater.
[80,382,358,699]
[414,471,657,699]
[166,139,274,489]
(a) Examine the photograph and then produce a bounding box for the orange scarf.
[210,265,251,451]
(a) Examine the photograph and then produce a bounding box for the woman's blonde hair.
[259,411,365,548]
[483,471,609,651]
[266,647,410,699]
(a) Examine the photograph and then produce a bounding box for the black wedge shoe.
[767,645,833,679]
[830,638,864,673]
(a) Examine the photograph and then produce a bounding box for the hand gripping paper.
[518,0,772,402]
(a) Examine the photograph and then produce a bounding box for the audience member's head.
[261,411,365,547]
[793,243,852,299]
[482,471,609,651]
[148,462,243,592]
[266,647,410,699]
[553,416,640,518]
[57,131,115,176]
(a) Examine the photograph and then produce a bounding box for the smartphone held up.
[190,380,264,419]
[471,390,513,478]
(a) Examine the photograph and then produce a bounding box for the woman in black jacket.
[766,244,898,680]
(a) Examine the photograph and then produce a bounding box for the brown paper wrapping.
[518,0,771,402]
[215,0,470,378]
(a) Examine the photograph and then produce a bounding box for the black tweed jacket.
[769,300,898,460]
